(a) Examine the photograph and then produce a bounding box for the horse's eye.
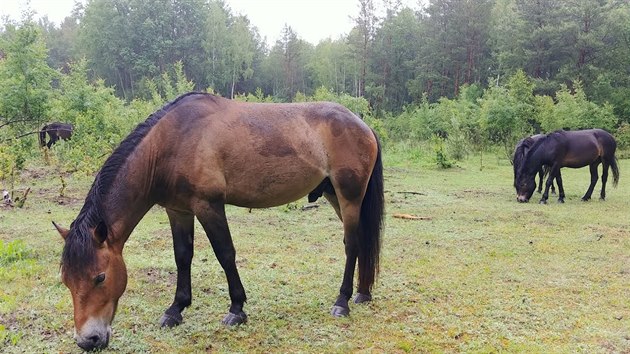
[95,272,106,285]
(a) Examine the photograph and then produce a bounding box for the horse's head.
[55,221,127,351]
[514,172,536,202]
[513,140,536,202]
[513,135,546,202]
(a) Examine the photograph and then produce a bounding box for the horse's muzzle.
[517,195,529,203]
[75,326,110,351]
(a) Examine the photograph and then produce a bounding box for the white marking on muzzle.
[75,317,112,349]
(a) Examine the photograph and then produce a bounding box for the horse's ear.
[52,221,70,239]
[93,221,108,244]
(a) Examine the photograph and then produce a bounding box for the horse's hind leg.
[324,191,341,220]
[555,170,565,203]
[330,202,362,317]
[160,209,195,328]
[195,201,247,325]
[600,161,609,200]
[582,164,599,201]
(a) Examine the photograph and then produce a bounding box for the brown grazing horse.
[54,92,384,351]
[514,129,619,204]
[39,122,74,148]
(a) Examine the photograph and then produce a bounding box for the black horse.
[514,129,619,204]
[39,122,73,148]
[513,134,555,195]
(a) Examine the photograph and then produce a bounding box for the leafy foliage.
[0,2,629,186]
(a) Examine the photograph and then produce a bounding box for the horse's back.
[147,95,376,209]
[562,129,615,167]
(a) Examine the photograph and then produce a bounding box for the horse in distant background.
[514,129,619,204]
[513,134,555,195]
[39,122,73,148]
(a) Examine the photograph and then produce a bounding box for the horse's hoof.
[331,305,350,317]
[557,199,564,204]
[222,311,247,326]
[581,198,590,202]
[353,293,372,304]
[539,199,547,205]
[159,312,183,328]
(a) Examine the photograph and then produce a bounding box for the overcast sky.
[2,0,421,45]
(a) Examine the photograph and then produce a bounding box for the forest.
[1,0,630,186]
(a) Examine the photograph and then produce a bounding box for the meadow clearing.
[0,147,629,353]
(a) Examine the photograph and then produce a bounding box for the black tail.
[606,132,620,187]
[39,125,47,147]
[610,157,620,187]
[358,133,385,292]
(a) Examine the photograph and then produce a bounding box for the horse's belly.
[563,151,599,168]
[224,166,326,208]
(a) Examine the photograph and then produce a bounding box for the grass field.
[1,147,629,353]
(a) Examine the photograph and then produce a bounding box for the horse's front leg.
[195,201,247,326]
[540,165,559,204]
[160,209,195,327]
[581,164,599,201]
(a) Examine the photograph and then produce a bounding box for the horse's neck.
[100,152,156,246]
[527,145,548,170]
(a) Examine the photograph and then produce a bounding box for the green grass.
[1,148,629,353]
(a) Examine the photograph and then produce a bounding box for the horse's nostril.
[88,335,100,343]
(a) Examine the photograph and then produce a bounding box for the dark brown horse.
[514,129,619,204]
[54,92,384,351]
[39,122,73,148]
[513,134,555,195]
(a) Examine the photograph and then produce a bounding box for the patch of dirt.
[0,312,19,330]
[33,187,83,207]
[18,167,49,180]
[451,189,501,198]
[140,267,177,285]
[52,196,82,207]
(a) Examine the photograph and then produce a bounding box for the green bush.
[615,122,630,149]
[431,135,453,169]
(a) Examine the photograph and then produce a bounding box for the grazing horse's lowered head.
[513,134,555,201]
[513,135,538,202]
[55,219,126,351]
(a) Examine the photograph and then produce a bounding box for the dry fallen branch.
[301,204,319,211]
[392,213,432,221]
[397,191,427,196]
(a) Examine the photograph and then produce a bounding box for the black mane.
[516,130,565,178]
[513,137,534,174]
[61,92,209,277]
